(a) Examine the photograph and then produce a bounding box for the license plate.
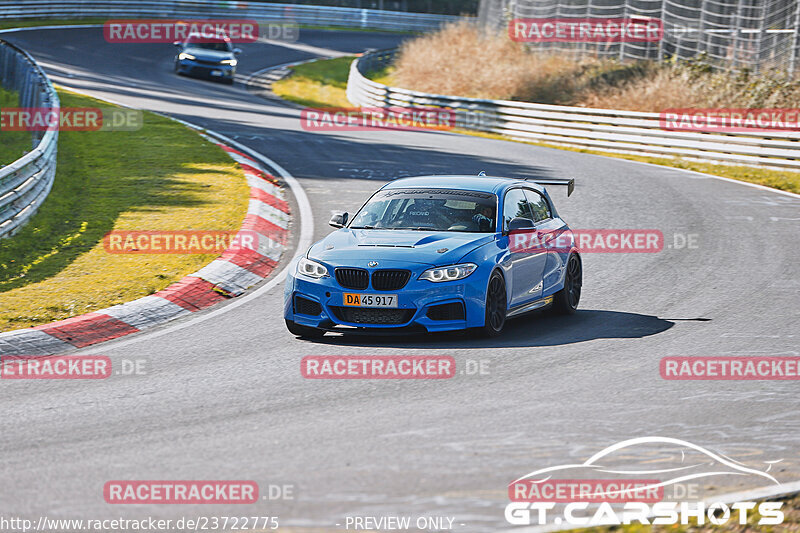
[343,293,398,308]
[210,70,223,76]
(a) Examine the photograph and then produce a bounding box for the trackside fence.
[346,49,800,170]
[0,39,59,238]
[0,1,462,32]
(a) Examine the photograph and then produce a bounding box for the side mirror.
[508,217,534,232]
[329,212,348,228]
[233,48,242,55]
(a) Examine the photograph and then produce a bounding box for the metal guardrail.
[0,1,462,32]
[0,38,59,239]
[347,49,800,170]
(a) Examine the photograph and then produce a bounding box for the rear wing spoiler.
[477,172,575,197]
[528,178,575,197]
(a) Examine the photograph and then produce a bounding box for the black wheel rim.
[487,275,507,331]
[565,255,582,309]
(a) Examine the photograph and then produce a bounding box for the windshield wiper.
[349,225,376,229]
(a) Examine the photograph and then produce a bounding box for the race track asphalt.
[1,26,799,531]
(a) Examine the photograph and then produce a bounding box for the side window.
[503,189,534,230]
[525,189,552,223]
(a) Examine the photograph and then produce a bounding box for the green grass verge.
[272,56,356,108]
[0,89,248,332]
[568,492,800,532]
[272,56,799,195]
[0,87,32,165]
[0,18,108,31]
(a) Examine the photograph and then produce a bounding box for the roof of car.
[381,175,544,194]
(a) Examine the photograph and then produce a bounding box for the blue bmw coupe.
[284,175,581,338]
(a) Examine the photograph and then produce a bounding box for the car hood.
[183,47,233,61]
[309,229,495,267]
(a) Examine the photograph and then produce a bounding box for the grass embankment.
[0,88,32,165]
[272,56,356,108]
[0,18,108,31]
[271,31,799,194]
[570,492,800,532]
[0,89,248,332]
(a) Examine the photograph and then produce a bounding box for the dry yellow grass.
[391,22,800,111]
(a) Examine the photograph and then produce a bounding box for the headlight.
[178,52,195,61]
[220,59,237,66]
[419,263,477,282]
[298,257,329,279]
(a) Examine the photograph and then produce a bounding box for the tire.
[551,253,582,315]
[479,271,507,337]
[223,78,234,85]
[285,319,325,339]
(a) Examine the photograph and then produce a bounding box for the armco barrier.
[0,38,59,239]
[346,49,800,170]
[0,1,461,32]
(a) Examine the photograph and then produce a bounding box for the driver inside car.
[472,204,495,231]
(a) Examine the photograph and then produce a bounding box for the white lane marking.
[255,37,350,58]
[244,58,320,89]
[579,153,800,200]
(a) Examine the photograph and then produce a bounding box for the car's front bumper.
[176,59,235,80]
[284,258,491,333]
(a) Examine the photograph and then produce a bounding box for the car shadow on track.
[306,310,675,348]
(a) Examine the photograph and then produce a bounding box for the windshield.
[349,188,498,232]
[186,39,231,52]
